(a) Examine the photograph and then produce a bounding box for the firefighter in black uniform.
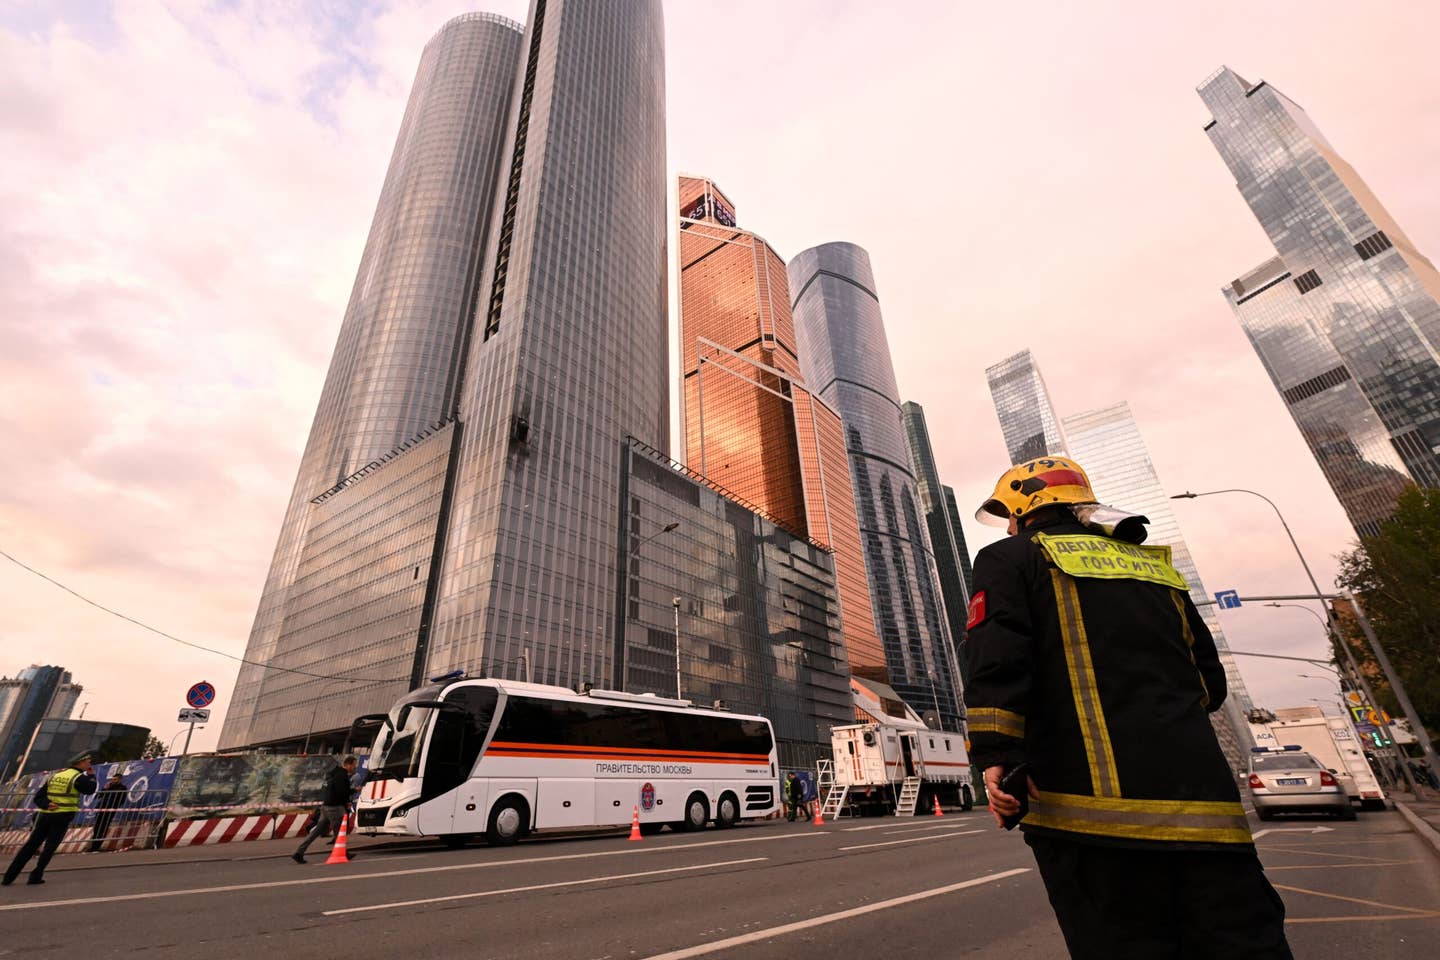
[963,457,1292,959]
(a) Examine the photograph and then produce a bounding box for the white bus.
[353,678,780,846]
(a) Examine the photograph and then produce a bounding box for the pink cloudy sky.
[2,1,1436,752]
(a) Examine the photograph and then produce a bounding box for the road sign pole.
[1344,589,1439,777]
[182,721,195,757]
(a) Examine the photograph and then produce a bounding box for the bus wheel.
[715,793,739,829]
[486,796,529,846]
[679,793,710,831]
[960,785,974,812]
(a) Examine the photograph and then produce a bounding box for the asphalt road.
[2,807,1436,958]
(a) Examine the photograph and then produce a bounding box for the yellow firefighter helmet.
[976,457,1098,527]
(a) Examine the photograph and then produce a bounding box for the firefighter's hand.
[983,765,1037,829]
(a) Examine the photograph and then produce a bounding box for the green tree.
[143,734,168,759]
[1336,486,1440,740]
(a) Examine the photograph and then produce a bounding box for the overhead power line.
[0,546,405,684]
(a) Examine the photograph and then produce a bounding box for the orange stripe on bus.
[486,741,769,761]
[484,749,764,765]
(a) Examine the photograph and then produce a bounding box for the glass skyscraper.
[789,243,962,731]
[424,0,669,695]
[901,401,974,658]
[0,665,82,780]
[1200,67,1440,538]
[677,175,883,681]
[984,352,1255,768]
[223,1,670,750]
[221,14,525,749]
[985,350,1069,466]
[619,439,851,770]
[940,486,975,596]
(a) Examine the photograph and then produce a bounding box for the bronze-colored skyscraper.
[678,176,884,680]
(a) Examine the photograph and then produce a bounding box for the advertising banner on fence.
[0,756,179,832]
[168,754,351,816]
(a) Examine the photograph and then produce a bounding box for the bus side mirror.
[352,713,393,732]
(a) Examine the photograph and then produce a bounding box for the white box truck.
[819,678,975,818]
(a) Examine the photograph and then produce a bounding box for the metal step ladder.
[820,784,849,820]
[894,776,922,816]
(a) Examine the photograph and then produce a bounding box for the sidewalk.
[41,833,417,874]
[1391,793,1440,862]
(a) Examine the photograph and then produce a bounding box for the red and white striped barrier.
[164,815,272,847]
[163,812,314,847]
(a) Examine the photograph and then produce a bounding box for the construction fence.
[0,754,356,856]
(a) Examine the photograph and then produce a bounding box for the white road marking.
[841,818,975,833]
[840,829,983,851]
[881,820,977,836]
[637,868,1031,959]
[324,857,767,916]
[1251,826,1336,840]
[0,831,825,912]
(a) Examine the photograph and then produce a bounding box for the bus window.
[421,686,498,802]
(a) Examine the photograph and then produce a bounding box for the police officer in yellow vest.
[4,752,97,886]
[963,458,1292,959]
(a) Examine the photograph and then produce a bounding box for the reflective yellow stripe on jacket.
[1050,570,1121,798]
[45,767,83,813]
[968,707,1025,739]
[1027,790,1253,845]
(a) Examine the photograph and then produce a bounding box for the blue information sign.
[186,681,216,708]
[1215,590,1242,609]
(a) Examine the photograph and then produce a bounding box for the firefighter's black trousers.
[1025,831,1293,960]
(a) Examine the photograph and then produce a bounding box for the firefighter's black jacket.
[963,511,1252,850]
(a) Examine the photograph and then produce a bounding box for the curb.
[1393,801,1440,862]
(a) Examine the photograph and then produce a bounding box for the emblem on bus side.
[640,782,656,811]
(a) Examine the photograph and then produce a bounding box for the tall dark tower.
[424,0,669,689]
[789,243,963,731]
[221,14,524,749]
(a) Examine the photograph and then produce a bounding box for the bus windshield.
[369,684,445,781]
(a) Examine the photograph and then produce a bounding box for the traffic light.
[1368,731,1393,748]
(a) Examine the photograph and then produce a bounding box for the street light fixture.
[167,727,203,756]
[1171,487,1435,787]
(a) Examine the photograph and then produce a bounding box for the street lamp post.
[167,727,202,756]
[926,671,943,731]
[623,519,680,694]
[672,596,683,700]
[304,679,354,755]
[1172,488,1435,789]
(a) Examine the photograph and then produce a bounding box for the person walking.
[89,772,128,853]
[963,457,1292,959]
[292,756,357,864]
[784,772,803,822]
[4,752,98,886]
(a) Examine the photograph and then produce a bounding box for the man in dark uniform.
[292,756,357,863]
[963,457,1291,959]
[4,752,97,886]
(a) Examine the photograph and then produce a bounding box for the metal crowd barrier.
[0,787,172,856]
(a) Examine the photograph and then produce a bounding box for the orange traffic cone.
[812,800,824,825]
[628,806,643,841]
[325,813,352,864]
[933,794,944,817]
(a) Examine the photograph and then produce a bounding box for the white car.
[1247,748,1355,821]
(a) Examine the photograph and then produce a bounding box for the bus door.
[412,687,497,836]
